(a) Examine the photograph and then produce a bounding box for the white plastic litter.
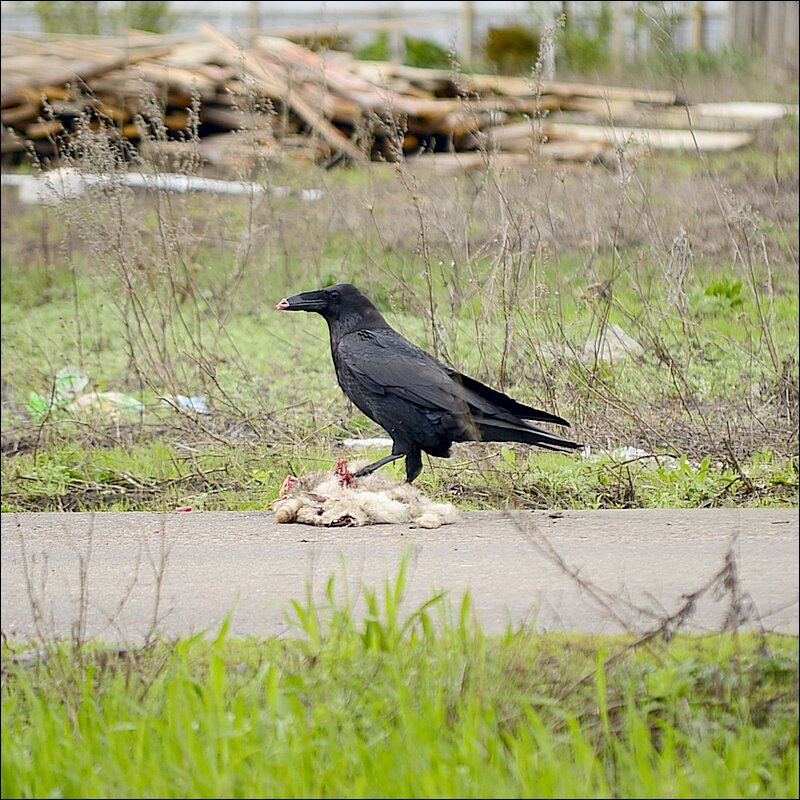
[1,168,322,204]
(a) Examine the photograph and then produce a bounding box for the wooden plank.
[483,121,540,148]
[692,102,798,121]
[400,141,611,174]
[2,46,173,107]
[555,99,764,131]
[1,124,26,153]
[201,23,367,163]
[401,151,531,174]
[542,122,754,151]
[1,102,40,126]
[97,102,130,123]
[163,110,190,131]
[24,119,64,138]
[4,86,47,106]
[200,105,247,129]
[349,61,678,104]
[41,86,69,100]
[256,37,458,121]
[481,119,754,153]
[193,130,280,166]
[135,61,218,91]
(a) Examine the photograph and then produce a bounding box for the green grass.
[1,437,796,512]
[2,568,798,799]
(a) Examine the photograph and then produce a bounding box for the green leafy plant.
[292,34,352,53]
[558,3,612,73]
[34,1,102,35]
[115,1,174,33]
[34,0,174,35]
[484,24,542,75]
[356,33,452,70]
[403,35,452,70]
[356,32,390,61]
[704,278,745,309]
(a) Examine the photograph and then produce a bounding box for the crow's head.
[276,283,376,322]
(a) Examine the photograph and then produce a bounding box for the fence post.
[247,0,260,44]
[692,1,705,50]
[611,1,626,75]
[784,1,799,75]
[460,1,474,65]
[387,2,404,63]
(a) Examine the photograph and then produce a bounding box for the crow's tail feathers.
[449,369,572,427]
[474,418,582,452]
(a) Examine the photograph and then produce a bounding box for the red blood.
[334,459,356,488]
[279,475,299,499]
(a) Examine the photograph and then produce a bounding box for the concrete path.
[2,509,797,642]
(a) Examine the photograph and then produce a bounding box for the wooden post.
[541,2,556,78]
[692,2,704,51]
[387,3,404,64]
[611,1,626,75]
[460,1,473,64]
[785,0,799,75]
[247,0,260,41]
[753,1,768,43]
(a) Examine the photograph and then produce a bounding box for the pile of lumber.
[1,27,794,171]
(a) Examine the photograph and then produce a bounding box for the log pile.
[1,27,794,172]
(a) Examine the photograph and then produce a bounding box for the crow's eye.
[329,290,340,300]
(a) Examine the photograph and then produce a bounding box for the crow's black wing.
[441,366,570,426]
[336,328,576,449]
[336,328,472,415]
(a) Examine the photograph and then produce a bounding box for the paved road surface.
[2,509,797,642]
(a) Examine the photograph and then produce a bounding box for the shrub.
[356,32,390,61]
[484,24,542,75]
[356,33,452,70]
[34,1,174,35]
[557,3,611,73]
[292,34,352,53]
[647,45,761,78]
[403,35,452,69]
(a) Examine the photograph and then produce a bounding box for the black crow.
[276,283,581,482]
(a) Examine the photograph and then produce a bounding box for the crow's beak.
[275,291,327,312]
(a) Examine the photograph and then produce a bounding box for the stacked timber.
[1,27,794,171]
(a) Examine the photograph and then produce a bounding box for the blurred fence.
[728,1,799,75]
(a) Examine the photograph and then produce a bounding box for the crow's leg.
[352,452,404,478]
[404,449,423,483]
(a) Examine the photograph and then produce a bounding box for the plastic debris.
[67,391,144,416]
[1,169,322,205]
[26,367,143,421]
[26,366,88,420]
[162,394,210,414]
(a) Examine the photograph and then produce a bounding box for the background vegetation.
[1,97,797,512]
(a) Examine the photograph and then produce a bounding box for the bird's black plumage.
[276,283,581,482]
